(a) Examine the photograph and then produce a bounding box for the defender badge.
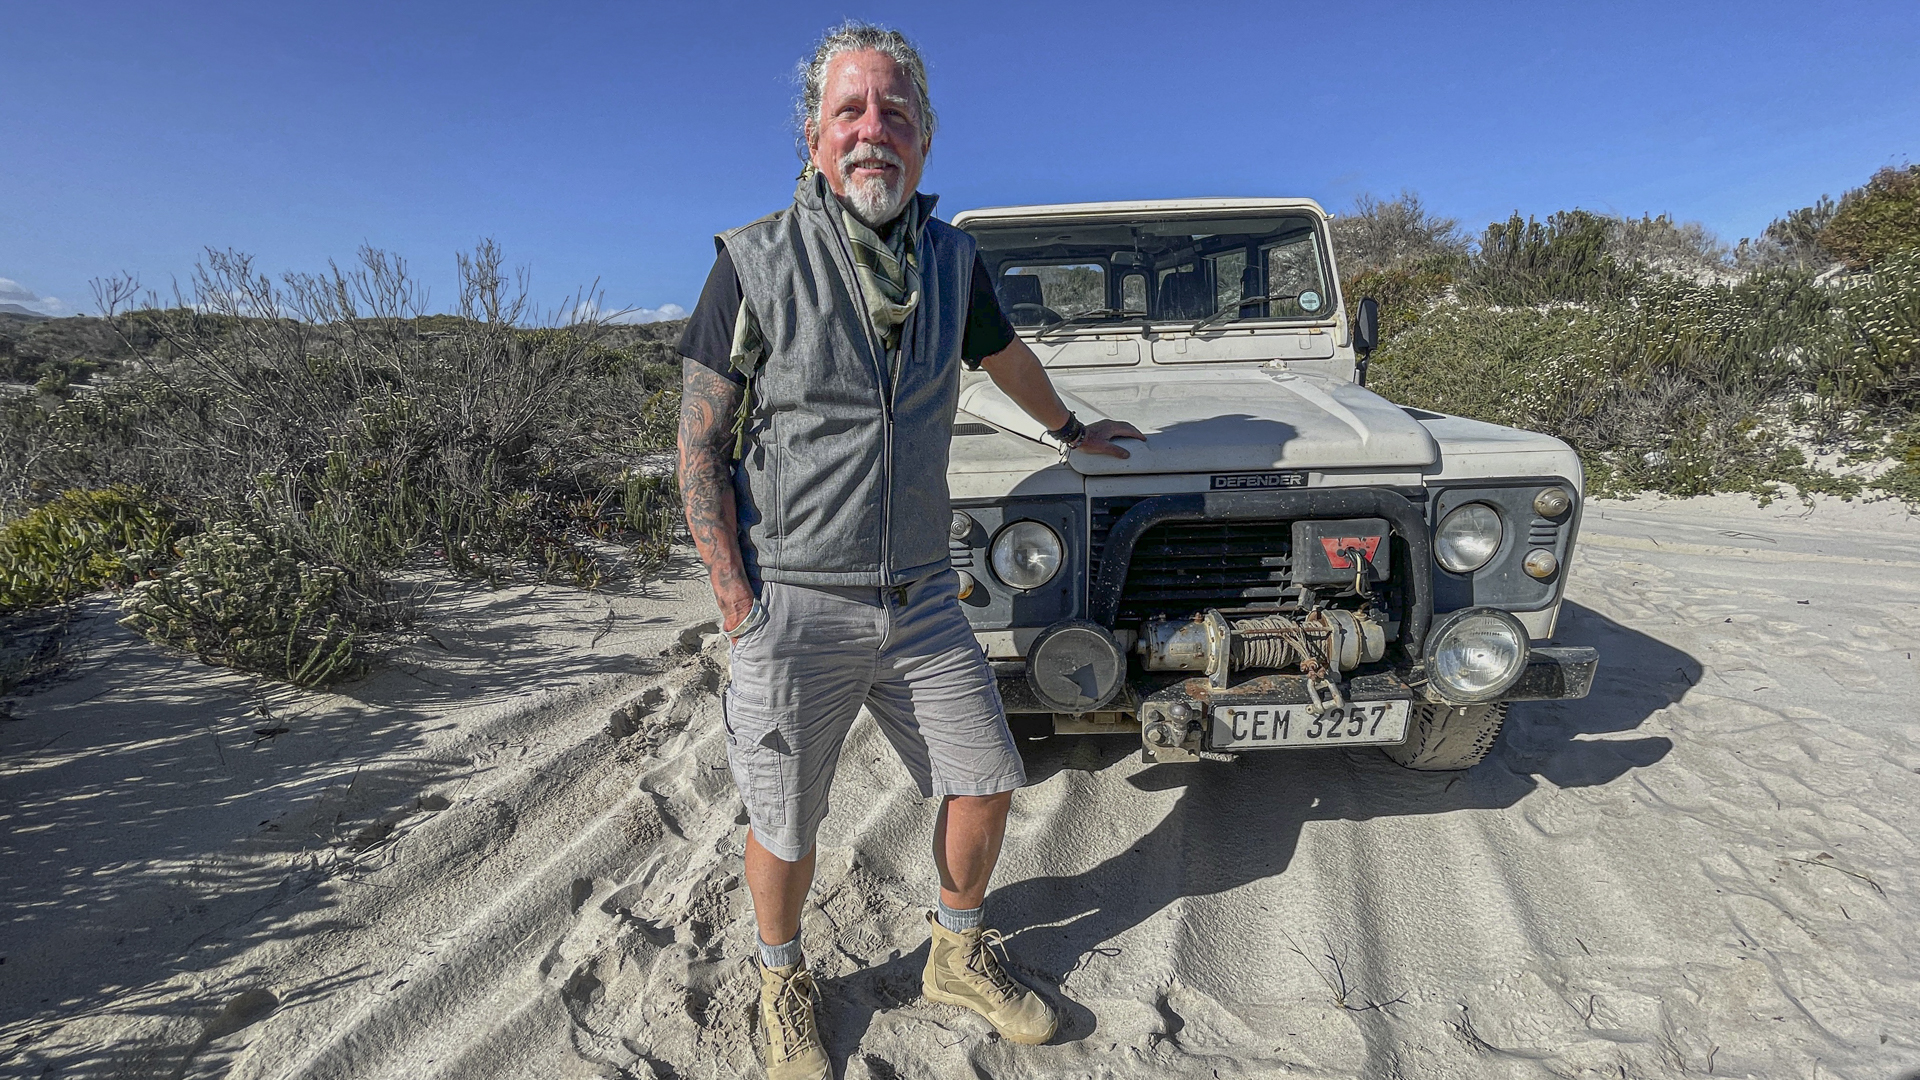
[1210,471,1308,490]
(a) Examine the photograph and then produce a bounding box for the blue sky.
[2,0,1916,320]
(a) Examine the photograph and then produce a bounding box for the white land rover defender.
[946,198,1598,771]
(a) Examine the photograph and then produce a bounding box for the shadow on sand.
[818,600,1692,1062]
[0,556,709,1079]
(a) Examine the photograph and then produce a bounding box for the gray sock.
[936,900,983,933]
[758,933,803,970]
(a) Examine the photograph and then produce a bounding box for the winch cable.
[1227,616,1326,674]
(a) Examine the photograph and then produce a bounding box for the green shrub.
[1821,166,1920,270]
[1342,262,1456,345]
[1464,211,1640,305]
[0,314,141,388]
[1828,249,1920,405]
[623,471,679,576]
[1737,196,1840,272]
[118,519,379,687]
[1369,292,1841,500]
[1866,421,1920,505]
[1370,304,1612,434]
[0,488,176,613]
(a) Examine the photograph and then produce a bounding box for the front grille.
[1092,498,1300,622]
[1118,520,1295,620]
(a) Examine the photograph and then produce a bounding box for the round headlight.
[1533,487,1572,518]
[1425,608,1528,703]
[1436,503,1503,574]
[990,521,1063,590]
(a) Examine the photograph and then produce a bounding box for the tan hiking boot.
[920,912,1058,1045]
[758,961,831,1080]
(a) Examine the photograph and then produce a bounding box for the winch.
[1136,608,1386,690]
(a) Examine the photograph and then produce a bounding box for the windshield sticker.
[1298,290,1322,312]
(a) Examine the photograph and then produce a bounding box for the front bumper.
[996,645,1598,751]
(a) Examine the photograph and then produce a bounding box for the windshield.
[966,214,1333,330]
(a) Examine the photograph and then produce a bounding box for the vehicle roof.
[951,197,1329,228]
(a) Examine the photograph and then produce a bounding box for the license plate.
[1208,700,1411,749]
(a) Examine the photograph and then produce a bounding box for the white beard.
[838,145,910,227]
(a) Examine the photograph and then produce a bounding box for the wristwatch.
[1047,411,1088,449]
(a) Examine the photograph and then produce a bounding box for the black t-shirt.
[676,246,1018,384]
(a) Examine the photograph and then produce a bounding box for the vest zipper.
[825,206,901,585]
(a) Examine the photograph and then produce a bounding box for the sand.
[2,493,1917,1079]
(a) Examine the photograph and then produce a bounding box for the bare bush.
[0,243,683,682]
[1330,191,1470,274]
[68,242,682,583]
[1605,214,1730,281]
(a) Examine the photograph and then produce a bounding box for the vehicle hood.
[957,365,1439,475]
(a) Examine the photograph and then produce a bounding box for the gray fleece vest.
[720,172,977,587]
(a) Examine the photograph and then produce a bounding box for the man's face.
[808,49,928,228]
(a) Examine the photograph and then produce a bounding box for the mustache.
[839,144,904,173]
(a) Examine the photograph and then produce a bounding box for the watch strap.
[1047,412,1087,449]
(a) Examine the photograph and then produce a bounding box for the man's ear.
[805,118,820,166]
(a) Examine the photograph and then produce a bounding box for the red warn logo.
[1319,536,1382,569]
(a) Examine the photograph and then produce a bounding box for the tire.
[1383,703,1508,771]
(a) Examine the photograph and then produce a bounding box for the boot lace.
[963,929,1022,1004]
[759,962,822,1063]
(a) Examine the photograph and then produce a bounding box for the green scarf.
[724,176,922,457]
[840,204,920,354]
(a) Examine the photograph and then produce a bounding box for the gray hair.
[794,21,937,158]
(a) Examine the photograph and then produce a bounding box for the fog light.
[1027,619,1125,713]
[1523,549,1559,579]
[1425,607,1529,704]
[950,510,975,541]
[955,570,976,599]
[1533,487,1572,517]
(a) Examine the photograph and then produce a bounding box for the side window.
[1265,236,1329,317]
[999,264,1106,324]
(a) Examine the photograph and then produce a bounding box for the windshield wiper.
[1190,293,1300,332]
[1035,308,1150,337]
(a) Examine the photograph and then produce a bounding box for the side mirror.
[1353,297,1379,386]
[1354,297,1379,356]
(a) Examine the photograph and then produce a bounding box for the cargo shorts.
[721,568,1027,863]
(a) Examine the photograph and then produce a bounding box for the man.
[676,22,1142,1079]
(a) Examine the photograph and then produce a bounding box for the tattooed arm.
[677,360,756,631]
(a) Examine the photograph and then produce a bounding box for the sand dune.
[3,494,1917,1079]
